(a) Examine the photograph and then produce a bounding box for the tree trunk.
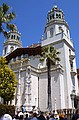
[47,58,52,111]
[3,98,6,104]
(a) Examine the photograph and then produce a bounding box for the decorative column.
[71,94,75,109]
[24,66,31,111]
[24,69,28,107]
[16,70,21,111]
[37,63,41,112]
[38,74,39,111]
[54,98,57,115]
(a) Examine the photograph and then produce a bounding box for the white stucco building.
[2,5,79,112]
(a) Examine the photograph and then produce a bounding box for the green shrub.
[0,104,15,118]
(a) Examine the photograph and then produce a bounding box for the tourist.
[46,115,50,120]
[31,113,38,120]
[49,114,56,120]
[59,113,65,120]
[24,114,31,120]
[0,114,12,120]
[71,109,79,120]
[38,111,46,120]
[19,115,24,120]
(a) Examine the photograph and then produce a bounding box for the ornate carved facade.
[2,5,79,112]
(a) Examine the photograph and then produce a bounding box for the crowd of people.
[0,109,79,120]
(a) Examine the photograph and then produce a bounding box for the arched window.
[59,14,61,18]
[10,46,14,52]
[56,13,58,18]
[7,34,10,39]
[50,15,52,20]
[14,35,15,39]
[59,26,62,32]
[11,35,14,39]
[52,14,54,19]
[17,36,20,40]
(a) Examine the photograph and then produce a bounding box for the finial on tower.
[53,0,57,8]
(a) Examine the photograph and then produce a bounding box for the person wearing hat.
[0,114,12,120]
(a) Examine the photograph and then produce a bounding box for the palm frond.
[7,23,17,32]
[0,3,16,37]
[40,45,60,65]
[2,3,10,14]
[7,12,16,20]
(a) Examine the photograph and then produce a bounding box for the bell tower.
[41,5,70,46]
[2,29,22,57]
[41,5,78,109]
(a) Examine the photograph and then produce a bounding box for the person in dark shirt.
[38,112,46,120]
[72,109,79,120]
[24,114,31,120]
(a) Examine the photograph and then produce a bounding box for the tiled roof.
[5,44,42,62]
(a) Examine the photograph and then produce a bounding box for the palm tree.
[0,3,17,37]
[40,45,60,111]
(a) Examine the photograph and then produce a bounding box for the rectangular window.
[13,57,16,62]
[72,76,75,86]
[50,28,53,37]
[23,54,28,58]
[45,32,47,39]
[17,56,21,60]
[4,47,7,55]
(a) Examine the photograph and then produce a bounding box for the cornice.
[3,39,22,47]
[9,61,64,76]
[44,20,69,32]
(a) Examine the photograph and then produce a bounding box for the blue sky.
[0,0,79,68]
